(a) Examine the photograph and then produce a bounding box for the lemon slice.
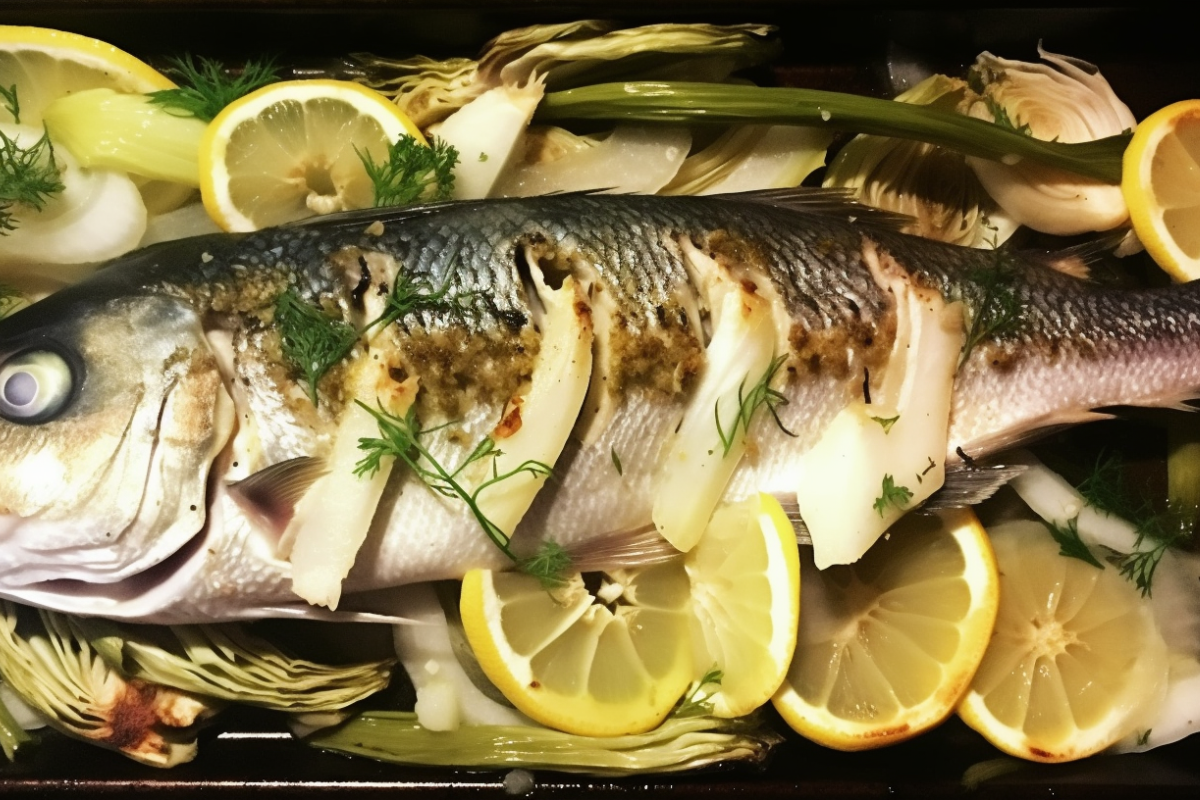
[461,560,694,737]
[686,493,800,718]
[772,508,998,750]
[957,519,1169,763]
[199,80,424,232]
[0,26,173,125]
[1123,99,1200,281]
[460,494,800,736]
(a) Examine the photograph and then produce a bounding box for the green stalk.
[0,690,33,762]
[536,81,1129,183]
[306,711,780,776]
[1167,413,1200,531]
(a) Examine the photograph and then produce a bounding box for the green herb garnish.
[357,135,458,208]
[1136,729,1152,747]
[1045,516,1105,569]
[984,98,1032,137]
[148,55,279,122]
[0,282,25,319]
[519,541,573,590]
[1,84,20,123]
[674,665,724,718]
[611,446,623,476]
[353,402,561,585]
[274,288,359,406]
[956,252,1024,367]
[873,474,913,517]
[0,127,64,234]
[274,259,471,407]
[715,355,794,456]
[871,414,899,434]
[1110,533,1184,598]
[364,264,474,333]
[1077,452,1145,522]
[1078,451,1192,595]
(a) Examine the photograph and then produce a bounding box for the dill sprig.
[0,127,64,235]
[1078,452,1151,524]
[1076,451,1193,596]
[519,541,573,590]
[363,264,476,333]
[674,665,724,718]
[1,84,20,123]
[956,252,1024,367]
[357,135,458,208]
[1045,517,1104,569]
[353,402,562,584]
[274,261,471,407]
[715,355,794,456]
[1112,540,1175,598]
[0,283,25,319]
[147,55,279,122]
[274,289,359,406]
[873,474,913,517]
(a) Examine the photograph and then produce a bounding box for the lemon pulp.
[773,508,998,750]
[199,80,424,231]
[958,519,1169,762]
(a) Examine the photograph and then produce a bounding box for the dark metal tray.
[2,3,1199,797]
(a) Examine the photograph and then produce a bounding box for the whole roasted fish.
[0,192,1194,622]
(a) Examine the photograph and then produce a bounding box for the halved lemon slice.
[772,508,998,750]
[1123,99,1200,281]
[686,493,800,718]
[957,519,1169,763]
[199,80,424,232]
[0,26,173,124]
[460,560,694,737]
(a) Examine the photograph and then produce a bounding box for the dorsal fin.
[283,188,913,234]
[227,456,329,539]
[709,187,914,230]
[1023,229,1133,281]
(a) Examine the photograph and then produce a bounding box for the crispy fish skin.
[1,193,1199,621]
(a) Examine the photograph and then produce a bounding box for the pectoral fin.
[227,456,329,540]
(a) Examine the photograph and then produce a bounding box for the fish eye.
[0,350,74,423]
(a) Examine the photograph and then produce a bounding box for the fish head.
[0,282,235,588]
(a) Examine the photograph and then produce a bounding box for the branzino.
[0,192,1195,622]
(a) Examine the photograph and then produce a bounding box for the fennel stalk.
[536,81,1128,183]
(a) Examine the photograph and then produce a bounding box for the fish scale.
[2,192,1200,621]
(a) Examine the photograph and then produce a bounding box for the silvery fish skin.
[0,193,1196,622]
